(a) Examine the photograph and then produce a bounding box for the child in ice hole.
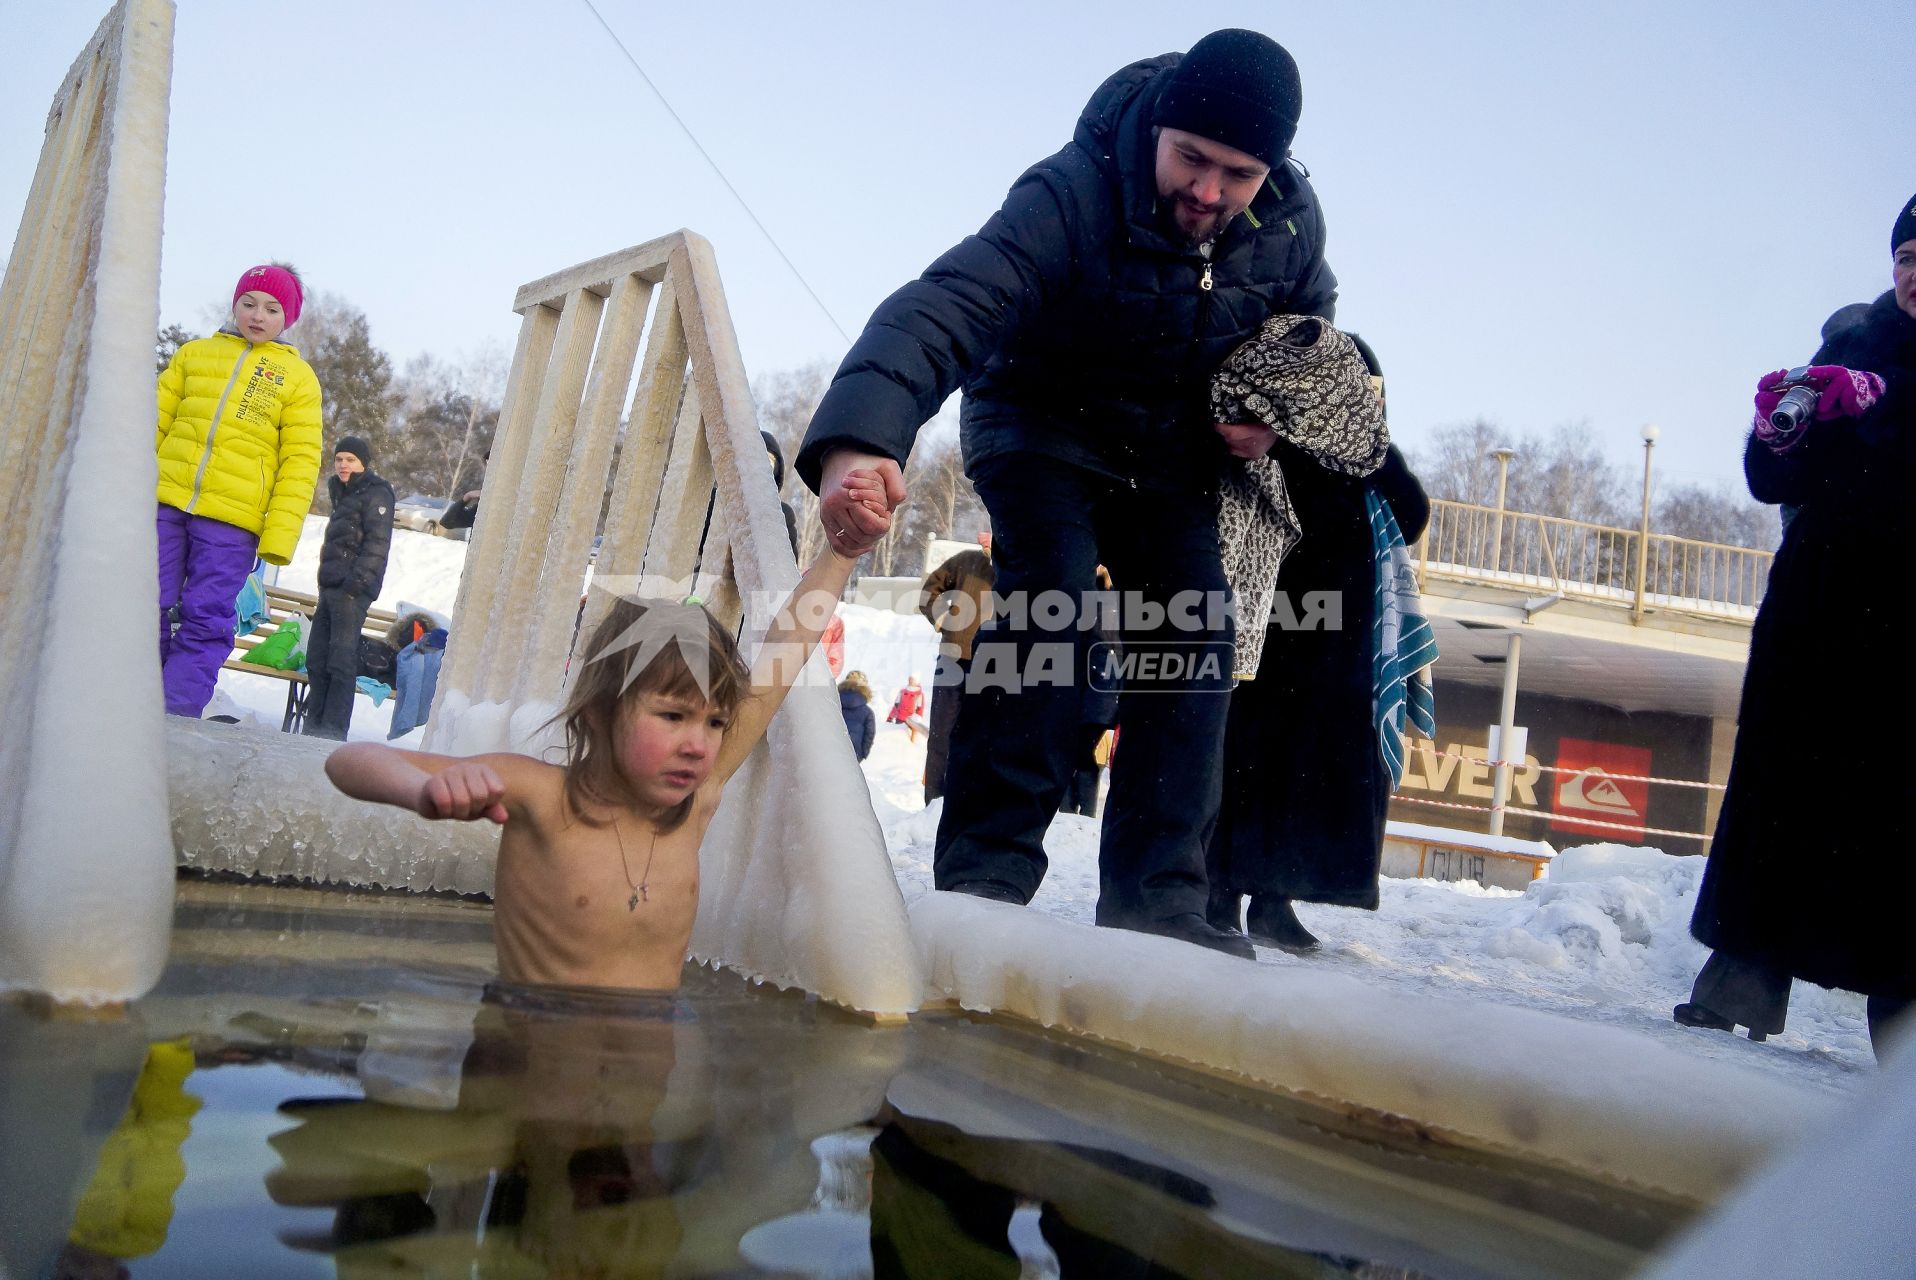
[325,472,879,991]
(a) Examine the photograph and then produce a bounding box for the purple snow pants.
[156,503,259,717]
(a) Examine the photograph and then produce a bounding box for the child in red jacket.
[886,674,927,742]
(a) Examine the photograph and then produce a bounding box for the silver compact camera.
[1768,366,1821,433]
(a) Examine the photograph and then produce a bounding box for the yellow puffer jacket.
[156,331,324,565]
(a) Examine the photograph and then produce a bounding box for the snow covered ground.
[205,526,1873,1091]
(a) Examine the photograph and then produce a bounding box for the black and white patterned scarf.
[1212,314,1389,678]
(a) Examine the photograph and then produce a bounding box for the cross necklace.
[613,819,659,911]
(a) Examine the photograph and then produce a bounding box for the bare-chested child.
[324,473,882,991]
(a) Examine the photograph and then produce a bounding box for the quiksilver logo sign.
[1557,766,1640,818]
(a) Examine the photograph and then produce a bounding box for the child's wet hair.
[549,595,752,833]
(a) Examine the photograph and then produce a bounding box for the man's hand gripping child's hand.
[835,468,892,556]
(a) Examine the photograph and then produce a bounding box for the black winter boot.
[1205,888,1243,935]
[1107,913,1256,960]
[1246,897,1320,954]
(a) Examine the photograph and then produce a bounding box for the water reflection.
[52,1038,202,1280]
[868,1113,1433,1279]
[14,881,1688,1278]
[253,976,894,1276]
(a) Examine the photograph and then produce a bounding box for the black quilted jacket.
[316,469,395,599]
[797,52,1337,495]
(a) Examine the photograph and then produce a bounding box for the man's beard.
[1162,196,1231,246]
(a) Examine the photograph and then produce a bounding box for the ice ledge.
[165,719,498,895]
[908,892,1838,1201]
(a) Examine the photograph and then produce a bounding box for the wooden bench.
[223,585,401,732]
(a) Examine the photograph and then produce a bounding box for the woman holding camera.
[1678,193,1916,1057]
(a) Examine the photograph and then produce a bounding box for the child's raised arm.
[325,742,532,823]
[713,545,859,783]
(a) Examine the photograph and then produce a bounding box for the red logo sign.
[1550,738,1651,840]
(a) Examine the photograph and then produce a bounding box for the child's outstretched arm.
[712,547,859,783]
[712,467,887,781]
[325,743,534,823]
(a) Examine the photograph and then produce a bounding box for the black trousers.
[1058,765,1103,817]
[933,455,1233,926]
[1692,948,1913,1056]
[303,587,369,740]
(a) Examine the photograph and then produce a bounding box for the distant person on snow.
[154,263,322,717]
[324,476,869,991]
[840,671,877,761]
[301,436,394,741]
[885,674,926,743]
[1677,192,1916,1058]
[437,447,488,534]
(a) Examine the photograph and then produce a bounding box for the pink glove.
[1753,365,1886,423]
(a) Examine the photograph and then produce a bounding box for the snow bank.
[910,892,1838,1201]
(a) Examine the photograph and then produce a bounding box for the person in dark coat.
[1678,195,1916,1056]
[839,672,876,762]
[437,448,487,534]
[1205,337,1429,951]
[796,30,1337,957]
[762,430,801,560]
[918,535,996,804]
[303,436,395,740]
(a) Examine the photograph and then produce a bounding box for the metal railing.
[1415,499,1773,621]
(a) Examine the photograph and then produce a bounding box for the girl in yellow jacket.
[155,263,323,716]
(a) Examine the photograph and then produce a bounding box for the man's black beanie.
[335,436,372,468]
[1893,192,1916,254]
[1153,29,1302,169]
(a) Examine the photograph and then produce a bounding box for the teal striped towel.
[1369,490,1437,788]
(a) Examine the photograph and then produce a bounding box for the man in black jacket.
[303,435,395,740]
[796,30,1336,955]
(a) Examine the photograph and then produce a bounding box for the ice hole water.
[0,876,1703,1280]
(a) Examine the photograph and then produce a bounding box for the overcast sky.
[5,0,1912,493]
